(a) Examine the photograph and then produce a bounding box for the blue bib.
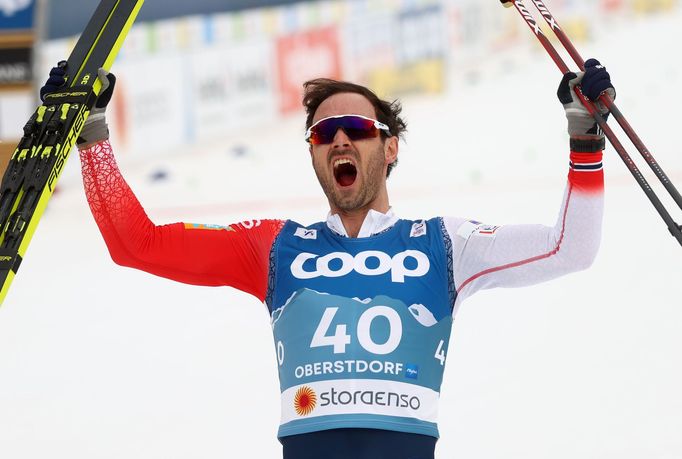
[266,218,456,438]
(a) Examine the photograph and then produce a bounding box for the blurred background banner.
[29,0,679,162]
[0,0,36,172]
[276,25,342,114]
[0,0,35,31]
[43,0,320,39]
[0,0,675,165]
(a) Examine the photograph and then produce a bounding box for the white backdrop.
[1,2,681,459]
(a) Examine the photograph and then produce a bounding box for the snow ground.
[1,7,681,459]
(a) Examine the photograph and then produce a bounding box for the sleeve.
[78,140,285,302]
[445,150,604,309]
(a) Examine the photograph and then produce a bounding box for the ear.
[384,136,399,165]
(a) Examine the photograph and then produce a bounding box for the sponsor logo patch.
[456,221,500,239]
[410,221,427,238]
[184,223,234,231]
[405,364,419,380]
[294,227,318,240]
[319,387,422,411]
[476,225,500,236]
[280,380,439,424]
[294,386,317,416]
[290,250,430,283]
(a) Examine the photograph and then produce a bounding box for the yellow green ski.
[0,0,145,305]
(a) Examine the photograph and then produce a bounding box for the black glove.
[557,58,615,150]
[40,63,116,147]
[40,63,67,102]
[580,58,615,103]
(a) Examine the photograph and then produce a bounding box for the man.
[42,58,613,459]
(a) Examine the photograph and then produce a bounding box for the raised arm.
[79,140,284,300]
[447,59,614,307]
[42,65,284,301]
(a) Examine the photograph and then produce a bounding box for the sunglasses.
[305,114,392,145]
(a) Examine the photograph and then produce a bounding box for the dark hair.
[302,78,407,178]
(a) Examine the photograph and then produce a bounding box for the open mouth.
[333,158,358,187]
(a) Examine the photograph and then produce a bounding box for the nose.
[332,127,351,148]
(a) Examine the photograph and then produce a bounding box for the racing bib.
[266,218,456,438]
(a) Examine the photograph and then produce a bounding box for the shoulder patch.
[456,220,500,240]
[184,223,234,231]
[476,225,500,237]
[294,227,318,240]
[410,221,427,238]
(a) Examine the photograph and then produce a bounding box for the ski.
[0,0,146,305]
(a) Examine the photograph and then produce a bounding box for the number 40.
[311,306,402,355]
[310,306,447,365]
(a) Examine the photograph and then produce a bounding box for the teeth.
[334,158,353,168]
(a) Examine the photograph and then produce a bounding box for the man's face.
[309,93,397,213]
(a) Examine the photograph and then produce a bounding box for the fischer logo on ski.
[0,0,145,305]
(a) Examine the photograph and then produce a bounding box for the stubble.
[315,144,386,213]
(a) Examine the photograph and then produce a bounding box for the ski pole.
[527,0,682,212]
[499,0,682,246]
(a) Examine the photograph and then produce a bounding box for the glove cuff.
[570,136,605,153]
[77,108,109,148]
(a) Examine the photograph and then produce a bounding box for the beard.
[314,144,386,213]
